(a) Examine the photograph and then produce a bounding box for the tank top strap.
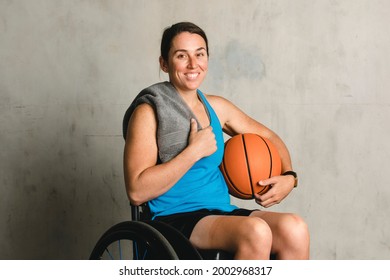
[197,89,221,131]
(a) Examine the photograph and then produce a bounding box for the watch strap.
[282,171,298,188]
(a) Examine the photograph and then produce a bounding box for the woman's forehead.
[170,32,207,52]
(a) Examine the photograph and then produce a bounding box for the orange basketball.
[220,133,282,199]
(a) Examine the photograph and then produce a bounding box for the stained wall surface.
[1,0,389,259]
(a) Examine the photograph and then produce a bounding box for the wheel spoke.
[104,248,114,260]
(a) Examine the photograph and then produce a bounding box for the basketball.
[220,133,282,199]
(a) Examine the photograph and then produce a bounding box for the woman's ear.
[159,56,168,73]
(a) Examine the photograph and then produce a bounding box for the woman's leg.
[251,211,310,259]
[189,215,273,260]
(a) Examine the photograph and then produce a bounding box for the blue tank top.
[149,90,237,218]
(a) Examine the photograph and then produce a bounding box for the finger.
[190,118,198,133]
[261,201,278,208]
[258,177,277,187]
[255,197,270,208]
[255,194,278,208]
[254,190,273,203]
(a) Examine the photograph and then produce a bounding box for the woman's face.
[161,32,208,94]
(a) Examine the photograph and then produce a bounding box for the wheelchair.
[89,203,234,260]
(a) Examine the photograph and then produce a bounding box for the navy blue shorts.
[154,208,257,239]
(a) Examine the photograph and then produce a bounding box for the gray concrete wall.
[1,0,389,259]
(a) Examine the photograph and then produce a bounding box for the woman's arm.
[208,95,296,207]
[123,103,216,205]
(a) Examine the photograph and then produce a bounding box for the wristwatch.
[282,171,298,188]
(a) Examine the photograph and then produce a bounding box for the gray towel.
[123,81,202,163]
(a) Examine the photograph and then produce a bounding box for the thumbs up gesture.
[188,118,217,160]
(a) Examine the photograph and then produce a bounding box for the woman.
[123,22,309,259]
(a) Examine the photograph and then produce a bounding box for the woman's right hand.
[188,118,217,160]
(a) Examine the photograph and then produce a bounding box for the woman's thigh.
[189,215,270,252]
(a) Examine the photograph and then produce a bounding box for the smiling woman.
[122,22,309,260]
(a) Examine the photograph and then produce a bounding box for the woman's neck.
[171,83,199,109]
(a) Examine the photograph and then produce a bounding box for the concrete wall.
[1,0,389,259]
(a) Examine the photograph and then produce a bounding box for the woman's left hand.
[254,175,295,208]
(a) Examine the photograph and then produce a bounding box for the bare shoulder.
[203,93,237,116]
[129,103,155,124]
[203,93,246,134]
[132,102,154,115]
[204,93,232,107]
[205,93,244,113]
[126,103,157,140]
[203,93,260,136]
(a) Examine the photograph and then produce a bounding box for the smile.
[185,73,199,80]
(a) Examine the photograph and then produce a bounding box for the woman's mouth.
[185,73,199,80]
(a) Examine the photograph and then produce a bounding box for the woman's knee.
[232,217,273,259]
[236,217,273,250]
[278,213,310,245]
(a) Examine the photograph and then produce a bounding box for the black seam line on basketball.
[222,142,247,196]
[242,134,255,198]
[255,135,273,179]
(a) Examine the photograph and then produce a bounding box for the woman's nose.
[187,55,197,68]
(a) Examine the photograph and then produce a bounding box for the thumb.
[190,118,198,133]
[258,177,275,186]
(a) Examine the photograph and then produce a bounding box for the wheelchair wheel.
[89,221,179,260]
[143,220,202,260]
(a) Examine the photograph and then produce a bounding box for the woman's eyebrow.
[173,47,206,54]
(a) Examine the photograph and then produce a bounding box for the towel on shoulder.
[122,81,202,163]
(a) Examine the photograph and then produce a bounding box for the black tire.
[143,220,202,260]
[89,221,178,260]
